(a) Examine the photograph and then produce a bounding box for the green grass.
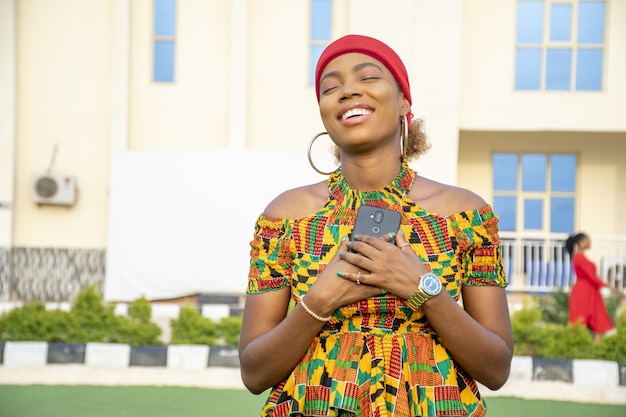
[0,385,624,417]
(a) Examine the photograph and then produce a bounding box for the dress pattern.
[247,160,507,417]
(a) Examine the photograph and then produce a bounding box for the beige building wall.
[246,0,464,187]
[460,0,626,131]
[13,0,112,247]
[0,0,16,247]
[457,131,626,235]
[129,0,233,150]
[2,0,624,300]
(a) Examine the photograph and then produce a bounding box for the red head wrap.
[315,34,412,120]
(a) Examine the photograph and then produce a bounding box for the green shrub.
[537,322,598,360]
[218,316,243,347]
[511,306,547,357]
[510,289,626,362]
[128,296,152,323]
[0,302,75,342]
[598,313,626,363]
[0,285,162,346]
[169,305,220,346]
[605,294,623,326]
[536,287,570,325]
[68,285,122,343]
[169,306,241,347]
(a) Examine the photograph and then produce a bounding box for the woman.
[566,233,616,342]
[239,34,513,417]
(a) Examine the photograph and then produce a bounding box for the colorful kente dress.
[246,160,508,417]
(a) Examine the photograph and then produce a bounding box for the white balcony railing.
[499,233,626,294]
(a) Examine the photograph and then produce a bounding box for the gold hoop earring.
[307,132,337,175]
[400,115,409,156]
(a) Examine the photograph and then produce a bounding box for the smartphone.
[351,206,401,246]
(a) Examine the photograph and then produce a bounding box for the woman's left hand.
[339,231,429,300]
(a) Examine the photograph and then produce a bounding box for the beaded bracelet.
[299,294,331,322]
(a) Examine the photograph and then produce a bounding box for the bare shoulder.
[410,176,487,217]
[263,180,329,219]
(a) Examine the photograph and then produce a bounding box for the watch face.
[422,273,442,295]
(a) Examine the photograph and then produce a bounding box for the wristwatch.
[406,272,443,310]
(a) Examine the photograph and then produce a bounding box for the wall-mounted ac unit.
[31,173,76,205]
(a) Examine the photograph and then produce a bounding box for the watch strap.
[406,272,441,311]
[406,289,430,310]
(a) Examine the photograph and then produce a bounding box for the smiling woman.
[239,34,514,417]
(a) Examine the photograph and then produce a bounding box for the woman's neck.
[339,153,403,192]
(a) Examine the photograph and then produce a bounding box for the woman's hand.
[301,236,384,317]
[336,232,429,300]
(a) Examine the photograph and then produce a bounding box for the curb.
[0,341,239,369]
[1,342,624,388]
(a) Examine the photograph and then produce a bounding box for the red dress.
[569,252,614,333]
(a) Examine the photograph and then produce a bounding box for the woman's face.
[317,53,408,156]
[579,235,591,250]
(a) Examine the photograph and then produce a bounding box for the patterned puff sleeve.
[247,215,294,294]
[450,205,508,288]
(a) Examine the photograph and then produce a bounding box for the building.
[0,0,624,303]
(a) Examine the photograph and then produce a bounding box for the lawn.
[0,385,625,417]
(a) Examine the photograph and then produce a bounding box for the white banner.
[104,148,335,302]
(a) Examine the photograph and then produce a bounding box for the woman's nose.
[339,81,362,101]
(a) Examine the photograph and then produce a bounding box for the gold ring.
[400,243,411,248]
[356,272,361,285]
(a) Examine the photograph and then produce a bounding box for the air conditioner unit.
[31,173,76,205]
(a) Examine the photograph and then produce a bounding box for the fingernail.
[352,234,359,240]
[389,232,396,239]
[341,236,347,241]
[337,270,345,277]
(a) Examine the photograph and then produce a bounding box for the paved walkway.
[1,365,625,406]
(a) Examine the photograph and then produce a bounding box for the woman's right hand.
[239,235,380,394]
[301,236,384,318]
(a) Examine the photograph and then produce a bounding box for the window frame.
[153,0,177,84]
[514,0,607,92]
[309,0,333,87]
[492,152,578,235]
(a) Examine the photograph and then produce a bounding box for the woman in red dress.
[566,233,615,342]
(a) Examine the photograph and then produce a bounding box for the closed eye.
[321,85,339,95]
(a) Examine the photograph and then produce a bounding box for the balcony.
[500,233,626,294]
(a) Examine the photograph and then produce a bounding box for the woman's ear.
[401,96,411,117]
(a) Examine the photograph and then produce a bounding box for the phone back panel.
[352,206,401,240]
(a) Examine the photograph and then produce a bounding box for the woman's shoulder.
[410,176,487,217]
[263,180,329,220]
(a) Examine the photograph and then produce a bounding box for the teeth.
[341,108,372,121]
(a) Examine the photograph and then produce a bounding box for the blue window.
[154,0,176,83]
[515,49,542,90]
[522,154,547,192]
[309,0,332,86]
[551,197,576,233]
[550,3,572,41]
[493,154,518,191]
[524,199,543,230]
[550,154,577,192]
[515,1,606,91]
[576,48,603,90]
[517,2,543,43]
[493,152,577,234]
[578,1,605,43]
[545,48,572,90]
[494,196,517,231]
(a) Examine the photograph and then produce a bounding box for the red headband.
[315,34,412,108]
